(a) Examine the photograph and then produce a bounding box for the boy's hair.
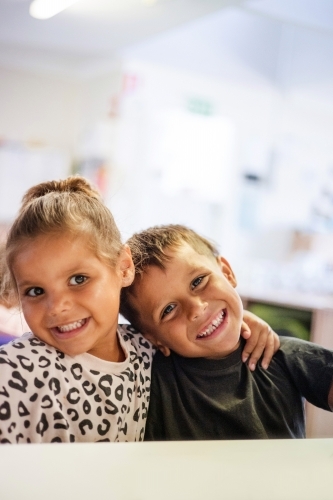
[1,175,123,300]
[120,224,219,329]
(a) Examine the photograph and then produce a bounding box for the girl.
[0,176,278,443]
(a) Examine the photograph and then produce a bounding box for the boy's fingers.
[261,328,280,370]
[240,320,251,339]
[259,332,275,370]
[241,333,259,363]
[241,313,281,370]
[246,337,269,371]
[255,329,280,371]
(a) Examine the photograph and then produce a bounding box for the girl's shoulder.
[0,332,63,363]
[0,332,40,352]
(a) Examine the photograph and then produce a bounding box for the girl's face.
[12,232,133,361]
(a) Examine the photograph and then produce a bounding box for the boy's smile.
[130,243,243,359]
[197,309,226,339]
[12,232,132,361]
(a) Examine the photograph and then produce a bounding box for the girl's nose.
[48,292,71,316]
[188,297,208,321]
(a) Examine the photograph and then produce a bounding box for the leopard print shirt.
[0,325,153,444]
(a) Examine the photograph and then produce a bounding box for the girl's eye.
[69,275,87,286]
[191,276,205,289]
[161,304,176,319]
[26,287,44,297]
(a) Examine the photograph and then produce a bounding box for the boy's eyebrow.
[143,295,165,323]
[147,266,208,321]
[132,284,167,323]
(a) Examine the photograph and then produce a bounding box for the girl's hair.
[120,224,219,329]
[1,175,122,300]
[0,242,13,306]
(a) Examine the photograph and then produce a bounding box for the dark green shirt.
[145,337,333,440]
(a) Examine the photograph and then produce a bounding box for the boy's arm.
[241,310,280,371]
[328,381,333,411]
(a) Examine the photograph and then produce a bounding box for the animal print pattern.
[0,325,153,444]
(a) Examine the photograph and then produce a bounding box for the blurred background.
[0,0,333,436]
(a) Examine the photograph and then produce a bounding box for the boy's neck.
[203,339,241,360]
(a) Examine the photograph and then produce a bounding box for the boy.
[120,224,333,440]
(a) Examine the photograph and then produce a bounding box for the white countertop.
[1,439,333,500]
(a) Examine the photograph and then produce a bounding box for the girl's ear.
[119,245,135,288]
[216,256,237,288]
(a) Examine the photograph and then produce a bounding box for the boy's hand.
[240,310,280,371]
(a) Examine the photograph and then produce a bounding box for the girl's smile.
[50,317,90,339]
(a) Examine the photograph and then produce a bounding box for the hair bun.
[21,175,101,209]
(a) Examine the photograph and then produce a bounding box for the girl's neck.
[87,329,126,362]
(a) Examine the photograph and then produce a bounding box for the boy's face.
[130,243,243,359]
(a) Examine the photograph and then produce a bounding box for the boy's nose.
[187,297,208,321]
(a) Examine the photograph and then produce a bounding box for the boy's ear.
[119,245,135,288]
[216,256,237,288]
[156,343,171,357]
[142,331,171,357]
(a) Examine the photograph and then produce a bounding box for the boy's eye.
[161,304,176,319]
[26,287,44,297]
[69,275,87,286]
[191,276,205,289]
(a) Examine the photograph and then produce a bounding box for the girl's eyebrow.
[17,263,90,285]
[15,278,38,289]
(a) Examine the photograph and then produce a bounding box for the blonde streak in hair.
[66,193,123,267]
[64,175,102,201]
[19,175,101,213]
[20,180,59,213]
[0,242,10,302]
[1,238,20,304]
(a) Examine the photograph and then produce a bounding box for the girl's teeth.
[57,319,85,333]
[197,312,225,338]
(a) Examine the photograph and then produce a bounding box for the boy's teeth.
[57,319,85,333]
[197,311,225,338]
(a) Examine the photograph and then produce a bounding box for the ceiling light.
[29,0,81,20]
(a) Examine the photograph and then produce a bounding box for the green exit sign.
[187,98,213,116]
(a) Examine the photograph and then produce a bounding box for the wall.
[0,67,82,150]
[0,65,122,221]
[1,48,333,272]
[110,57,333,283]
